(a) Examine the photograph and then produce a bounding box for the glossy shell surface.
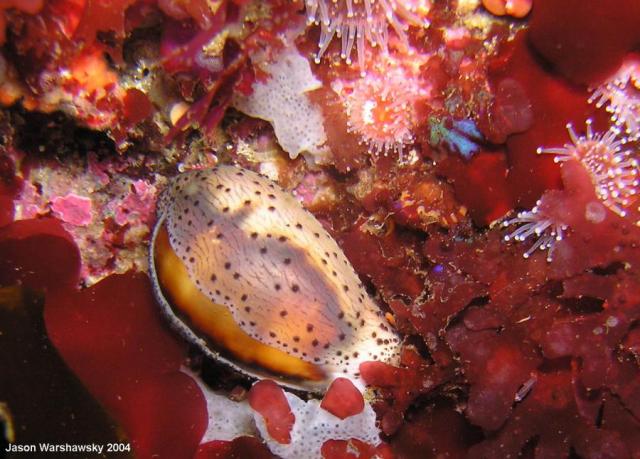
[149,165,400,391]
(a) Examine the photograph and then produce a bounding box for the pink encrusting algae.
[50,193,93,227]
[305,0,431,70]
[110,179,158,226]
[537,120,639,219]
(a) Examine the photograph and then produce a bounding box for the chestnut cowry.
[149,165,400,392]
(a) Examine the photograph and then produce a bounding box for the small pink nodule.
[51,193,93,227]
[483,0,532,18]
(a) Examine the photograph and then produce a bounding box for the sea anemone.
[502,200,568,262]
[537,120,639,218]
[305,0,430,70]
[332,57,429,157]
[588,56,640,140]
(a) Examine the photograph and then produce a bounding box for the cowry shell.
[149,165,400,392]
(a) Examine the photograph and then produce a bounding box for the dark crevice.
[9,107,116,160]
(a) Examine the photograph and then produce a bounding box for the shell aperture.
[149,165,400,391]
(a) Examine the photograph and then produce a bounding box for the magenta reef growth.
[0,1,639,458]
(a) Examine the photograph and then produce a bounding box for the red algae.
[2,0,640,457]
[339,219,426,301]
[0,218,208,458]
[469,372,630,458]
[360,349,450,435]
[0,237,121,451]
[74,0,138,46]
[321,439,394,459]
[45,273,208,458]
[528,0,640,86]
[447,323,541,431]
[436,151,511,225]
[248,380,295,444]
[0,0,43,45]
[0,218,80,292]
[196,437,275,459]
[320,378,365,420]
[391,405,479,459]
[487,31,593,207]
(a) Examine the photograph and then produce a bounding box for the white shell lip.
[149,211,331,394]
